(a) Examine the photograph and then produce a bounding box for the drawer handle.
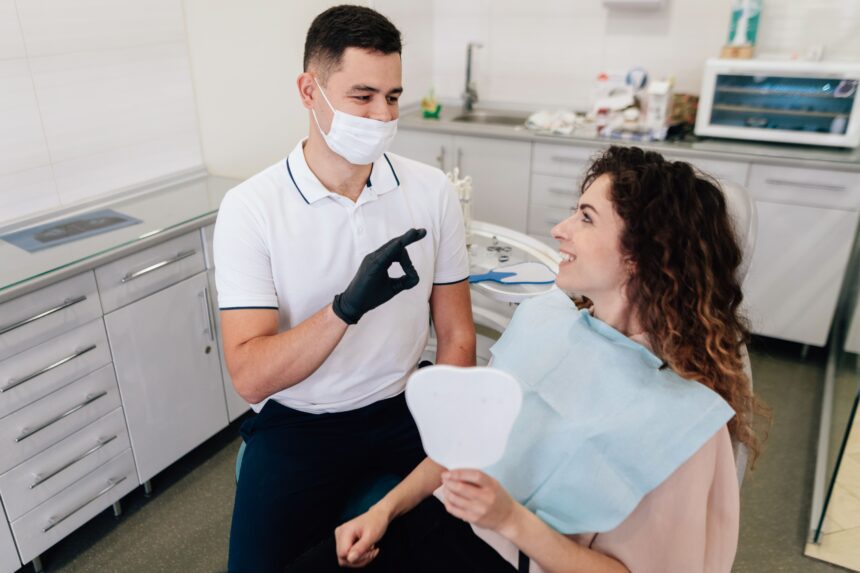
[764,178,847,192]
[0,296,88,336]
[15,391,108,443]
[30,435,118,489]
[1,345,97,394]
[121,249,197,283]
[42,475,127,532]
[203,287,215,342]
[550,156,582,164]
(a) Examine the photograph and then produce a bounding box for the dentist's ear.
[297,72,317,110]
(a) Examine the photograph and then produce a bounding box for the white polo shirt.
[213,140,469,414]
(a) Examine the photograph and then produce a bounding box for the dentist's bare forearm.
[227,305,348,403]
[373,457,446,521]
[435,330,476,366]
[430,281,476,367]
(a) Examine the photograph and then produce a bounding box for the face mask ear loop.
[314,77,336,113]
[311,77,336,138]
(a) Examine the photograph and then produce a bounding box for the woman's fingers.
[348,532,377,562]
[345,545,378,568]
[443,477,483,498]
[443,483,479,509]
[444,469,486,485]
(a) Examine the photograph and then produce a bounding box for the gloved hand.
[332,228,427,325]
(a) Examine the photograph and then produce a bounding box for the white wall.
[0,0,203,226]
[431,0,860,111]
[183,0,435,181]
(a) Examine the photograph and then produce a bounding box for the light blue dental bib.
[486,288,735,534]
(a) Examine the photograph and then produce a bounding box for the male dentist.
[214,5,475,572]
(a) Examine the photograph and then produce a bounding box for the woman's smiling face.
[551,174,630,299]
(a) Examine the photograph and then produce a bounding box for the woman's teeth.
[561,252,574,263]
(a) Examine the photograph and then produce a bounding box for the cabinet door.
[390,130,453,172]
[208,271,248,421]
[455,136,531,233]
[743,201,859,346]
[104,272,228,483]
[0,503,19,573]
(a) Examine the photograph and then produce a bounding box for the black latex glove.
[332,228,427,325]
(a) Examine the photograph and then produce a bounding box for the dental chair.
[718,178,758,489]
[233,177,758,518]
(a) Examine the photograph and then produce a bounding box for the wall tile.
[0,59,50,175]
[52,131,202,206]
[29,43,200,164]
[0,166,59,222]
[433,0,860,108]
[15,0,185,57]
[0,0,26,59]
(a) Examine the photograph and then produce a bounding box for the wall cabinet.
[104,272,228,483]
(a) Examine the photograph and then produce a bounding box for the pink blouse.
[464,426,740,572]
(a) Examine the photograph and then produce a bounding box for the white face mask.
[312,78,398,165]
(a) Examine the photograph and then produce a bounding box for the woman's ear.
[625,258,637,278]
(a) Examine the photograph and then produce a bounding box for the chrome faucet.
[463,42,482,113]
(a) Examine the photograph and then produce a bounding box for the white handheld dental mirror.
[406,366,522,469]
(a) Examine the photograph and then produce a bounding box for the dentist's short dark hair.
[304,5,402,83]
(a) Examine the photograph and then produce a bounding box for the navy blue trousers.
[227,393,426,573]
[287,497,518,573]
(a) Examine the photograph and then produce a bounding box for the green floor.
[21,338,852,572]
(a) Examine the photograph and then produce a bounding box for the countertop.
[0,171,239,304]
[398,107,860,172]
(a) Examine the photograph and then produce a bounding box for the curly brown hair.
[580,145,768,464]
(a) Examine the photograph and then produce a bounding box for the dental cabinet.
[0,174,245,572]
[99,233,229,484]
[393,115,860,347]
[0,504,19,573]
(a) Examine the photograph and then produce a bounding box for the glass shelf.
[0,174,238,297]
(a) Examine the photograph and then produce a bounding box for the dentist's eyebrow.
[579,203,599,215]
[348,84,403,95]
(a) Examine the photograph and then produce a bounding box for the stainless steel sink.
[451,111,529,127]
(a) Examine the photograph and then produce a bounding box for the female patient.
[288,146,766,573]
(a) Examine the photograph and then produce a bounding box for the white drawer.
[0,272,101,362]
[527,203,572,239]
[0,408,129,521]
[96,232,205,313]
[0,319,111,420]
[11,448,136,564]
[747,164,860,210]
[532,143,599,178]
[530,174,581,209]
[202,224,215,270]
[0,364,120,473]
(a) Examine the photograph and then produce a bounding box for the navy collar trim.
[383,153,400,187]
[285,156,310,205]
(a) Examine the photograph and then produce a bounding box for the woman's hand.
[441,469,520,535]
[334,505,390,568]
